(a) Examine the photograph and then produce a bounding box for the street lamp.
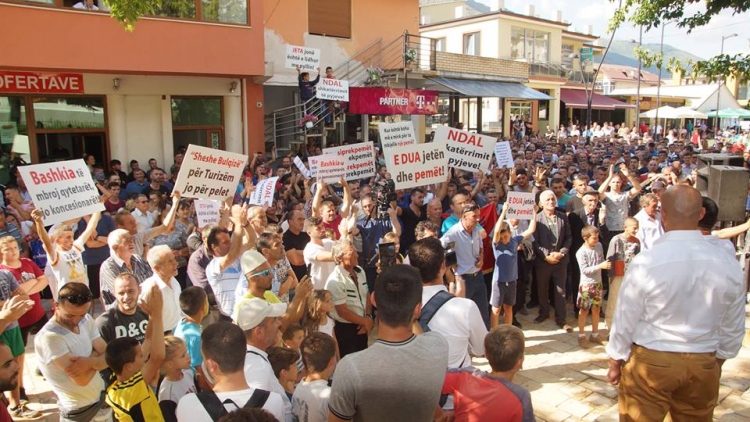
[630,26,643,130]
[653,21,670,140]
[715,33,738,133]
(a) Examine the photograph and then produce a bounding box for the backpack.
[196,388,271,421]
[418,290,455,333]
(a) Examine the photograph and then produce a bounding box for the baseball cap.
[235,298,287,330]
[240,250,268,275]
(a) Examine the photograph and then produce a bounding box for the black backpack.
[418,290,455,333]
[196,388,271,421]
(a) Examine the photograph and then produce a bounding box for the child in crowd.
[282,324,306,380]
[605,217,641,332]
[105,287,165,421]
[267,347,300,401]
[575,226,610,348]
[173,286,209,391]
[381,232,404,264]
[292,332,337,422]
[490,203,536,327]
[439,325,534,422]
[158,336,197,406]
[304,290,335,337]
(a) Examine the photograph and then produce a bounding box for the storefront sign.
[174,145,247,201]
[322,142,376,181]
[348,88,439,115]
[248,177,279,208]
[495,141,514,169]
[386,142,447,190]
[309,154,345,183]
[433,126,497,172]
[506,192,536,220]
[18,159,104,226]
[194,199,222,228]
[0,71,84,94]
[317,78,349,101]
[285,45,321,71]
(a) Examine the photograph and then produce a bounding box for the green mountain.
[597,40,705,76]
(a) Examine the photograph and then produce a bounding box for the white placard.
[18,159,104,226]
[293,156,311,179]
[433,126,497,172]
[248,177,279,208]
[378,122,416,151]
[0,122,17,145]
[316,78,349,101]
[173,145,247,201]
[506,192,536,220]
[309,154,345,183]
[194,199,222,228]
[494,141,514,169]
[285,45,321,71]
[322,142,376,181]
[385,142,448,190]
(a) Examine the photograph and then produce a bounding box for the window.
[435,37,446,53]
[155,0,196,19]
[32,97,105,130]
[202,0,247,24]
[463,32,480,56]
[0,97,30,181]
[536,90,550,120]
[510,101,532,121]
[171,97,224,152]
[510,27,550,62]
[309,0,352,38]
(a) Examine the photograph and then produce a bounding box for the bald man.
[606,185,745,421]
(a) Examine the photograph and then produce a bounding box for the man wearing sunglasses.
[35,284,108,422]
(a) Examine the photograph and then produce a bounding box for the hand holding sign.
[506,192,537,221]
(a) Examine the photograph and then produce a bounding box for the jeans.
[460,271,489,329]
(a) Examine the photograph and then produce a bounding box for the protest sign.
[173,144,247,201]
[322,142,375,181]
[433,126,497,172]
[194,199,222,228]
[385,142,447,190]
[18,159,104,226]
[309,154,345,183]
[285,45,321,71]
[506,192,536,220]
[494,141,514,169]
[316,78,349,101]
[248,177,279,208]
[293,156,311,179]
[378,122,416,151]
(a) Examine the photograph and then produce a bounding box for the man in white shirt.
[606,185,745,421]
[633,193,663,251]
[237,298,293,422]
[176,322,284,421]
[303,217,336,290]
[140,245,182,332]
[131,195,155,232]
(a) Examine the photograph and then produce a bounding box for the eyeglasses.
[59,294,93,305]
[247,269,272,278]
[462,204,479,215]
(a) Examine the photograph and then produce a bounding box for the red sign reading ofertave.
[348,88,438,115]
[0,71,84,94]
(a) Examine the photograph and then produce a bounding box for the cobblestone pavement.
[14,303,750,421]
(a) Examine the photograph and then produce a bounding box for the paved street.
[14,302,750,421]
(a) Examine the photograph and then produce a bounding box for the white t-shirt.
[244,345,293,421]
[176,388,284,422]
[48,237,88,300]
[139,274,183,331]
[158,369,197,403]
[303,240,335,290]
[206,258,242,316]
[292,379,331,422]
[318,317,334,337]
[34,315,105,412]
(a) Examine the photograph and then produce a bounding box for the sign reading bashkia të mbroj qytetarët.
[173,144,247,201]
[18,159,104,226]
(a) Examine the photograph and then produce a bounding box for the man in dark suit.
[533,190,573,330]
[568,190,608,317]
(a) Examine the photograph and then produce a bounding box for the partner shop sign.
[348,88,438,115]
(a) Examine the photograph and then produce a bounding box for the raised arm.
[340,177,352,219]
[388,206,402,237]
[521,209,538,241]
[598,165,615,201]
[141,286,164,386]
[493,202,510,245]
[143,190,181,242]
[620,165,642,199]
[31,209,56,260]
[311,180,325,218]
[219,205,247,271]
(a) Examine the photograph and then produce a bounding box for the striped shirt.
[106,371,164,422]
[100,254,153,309]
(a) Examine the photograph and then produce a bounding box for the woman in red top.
[0,236,48,403]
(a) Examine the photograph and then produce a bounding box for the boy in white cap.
[236,298,293,422]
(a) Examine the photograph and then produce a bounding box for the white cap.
[235,298,287,330]
[240,250,267,275]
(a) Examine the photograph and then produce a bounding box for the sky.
[477,0,750,58]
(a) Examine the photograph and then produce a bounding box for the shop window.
[202,0,247,24]
[463,32,480,56]
[32,97,105,130]
[171,97,224,152]
[0,97,30,184]
[309,0,351,39]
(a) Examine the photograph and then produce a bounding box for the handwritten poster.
[494,141,514,169]
[247,177,279,208]
[385,143,447,190]
[194,199,222,228]
[173,145,247,201]
[506,192,536,220]
[433,126,497,172]
[285,45,321,71]
[316,78,349,101]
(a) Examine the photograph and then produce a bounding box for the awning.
[560,89,635,110]
[429,77,553,100]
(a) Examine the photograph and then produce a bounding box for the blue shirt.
[356,217,395,269]
[442,215,484,237]
[493,235,523,284]
[124,180,149,200]
[440,223,482,275]
[174,318,203,368]
[77,215,116,265]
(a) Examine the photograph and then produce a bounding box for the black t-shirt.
[400,205,426,253]
[565,196,584,214]
[95,307,149,344]
[283,229,311,281]
[141,184,168,197]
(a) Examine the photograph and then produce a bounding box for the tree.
[104,0,162,31]
[609,0,750,83]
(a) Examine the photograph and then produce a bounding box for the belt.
[633,344,716,357]
[459,271,480,277]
